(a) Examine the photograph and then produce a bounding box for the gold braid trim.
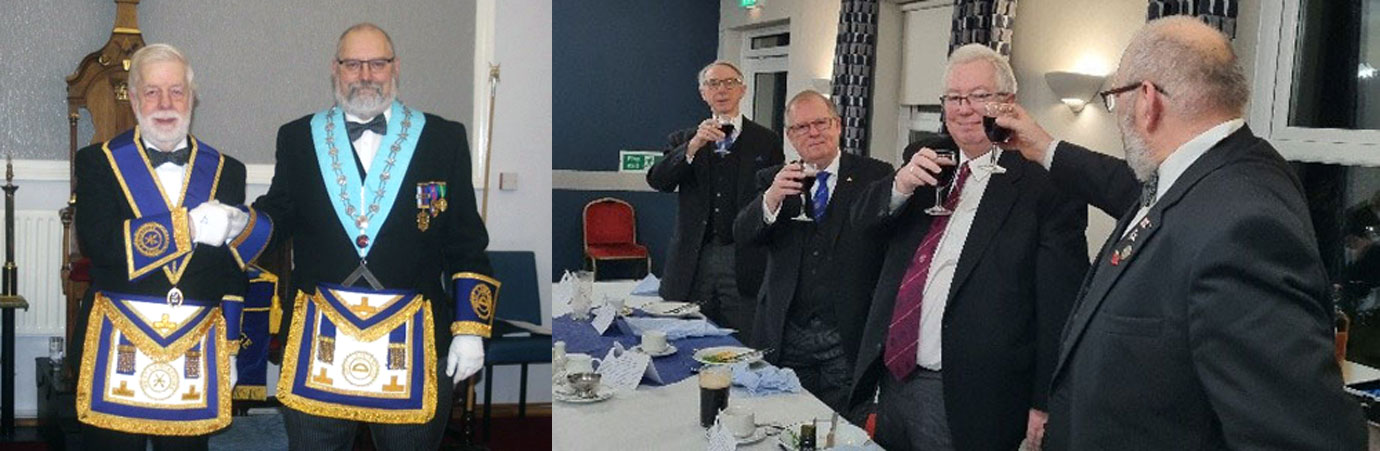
[278,290,437,424]
[76,308,232,435]
[233,385,267,401]
[450,321,491,338]
[312,291,425,343]
[95,293,217,362]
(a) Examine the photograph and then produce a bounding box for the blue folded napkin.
[622,317,734,341]
[730,361,802,396]
[630,274,660,296]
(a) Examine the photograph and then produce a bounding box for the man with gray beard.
[996,16,1365,450]
[250,23,496,450]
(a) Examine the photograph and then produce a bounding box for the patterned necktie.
[1141,171,1159,208]
[346,114,387,142]
[812,171,831,221]
[883,163,971,381]
[147,146,191,167]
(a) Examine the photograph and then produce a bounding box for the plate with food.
[693,346,763,365]
[639,301,701,317]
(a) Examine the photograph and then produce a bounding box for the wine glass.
[981,102,1012,174]
[924,148,959,216]
[791,161,819,221]
[715,115,736,155]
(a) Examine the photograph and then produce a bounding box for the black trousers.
[80,424,208,451]
[689,242,754,341]
[281,358,456,451]
[779,316,851,413]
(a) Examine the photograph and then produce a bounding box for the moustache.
[347,81,384,98]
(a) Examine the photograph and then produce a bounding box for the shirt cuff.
[762,197,780,224]
[1042,140,1060,170]
[889,186,912,213]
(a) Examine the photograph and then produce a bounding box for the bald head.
[1117,16,1248,120]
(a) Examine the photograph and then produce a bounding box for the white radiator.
[7,210,65,337]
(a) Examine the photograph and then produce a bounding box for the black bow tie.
[147,146,191,167]
[346,115,387,142]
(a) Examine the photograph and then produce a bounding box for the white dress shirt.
[763,152,841,224]
[1041,118,1245,239]
[345,108,393,174]
[145,137,226,245]
[887,151,994,370]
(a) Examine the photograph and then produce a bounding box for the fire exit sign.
[619,150,664,173]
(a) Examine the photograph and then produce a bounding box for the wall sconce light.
[1044,71,1106,113]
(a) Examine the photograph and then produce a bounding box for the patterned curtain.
[949,0,1017,56]
[1146,0,1238,38]
[831,0,879,156]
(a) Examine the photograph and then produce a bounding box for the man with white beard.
[250,23,495,450]
[72,43,266,450]
[995,16,1365,450]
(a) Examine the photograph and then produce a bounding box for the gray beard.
[135,111,191,151]
[335,80,396,119]
[1119,112,1157,182]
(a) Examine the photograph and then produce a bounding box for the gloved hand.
[445,335,484,386]
[188,201,230,246]
[222,204,250,243]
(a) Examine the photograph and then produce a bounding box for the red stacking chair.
[582,197,650,279]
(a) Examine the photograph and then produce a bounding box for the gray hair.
[697,60,744,86]
[1117,16,1249,118]
[128,43,195,104]
[336,22,396,59]
[785,90,839,125]
[945,44,1017,94]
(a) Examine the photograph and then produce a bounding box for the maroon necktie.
[883,163,971,381]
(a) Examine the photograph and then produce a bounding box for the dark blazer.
[253,111,493,354]
[849,151,1088,451]
[72,136,249,360]
[732,152,894,369]
[646,118,784,300]
[1042,127,1367,450]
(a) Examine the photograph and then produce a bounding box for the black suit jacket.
[849,151,1088,451]
[646,118,784,300]
[73,135,249,360]
[252,111,493,354]
[1042,128,1367,450]
[732,152,893,369]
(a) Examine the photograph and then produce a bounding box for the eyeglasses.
[786,117,836,136]
[939,91,1010,108]
[701,78,743,90]
[1098,82,1169,112]
[336,57,395,74]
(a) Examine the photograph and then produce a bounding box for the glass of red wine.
[716,117,736,154]
[982,102,1012,174]
[924,148,958,216]
[791,160,819,221]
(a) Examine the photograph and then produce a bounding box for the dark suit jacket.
[253,111,493,355]
[849,151,1088,451]
[646,118,784,300]
[73,135,249,360]
[1042,127,1367,450]
[732,152,893,369]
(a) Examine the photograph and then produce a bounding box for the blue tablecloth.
[553,313,742,385]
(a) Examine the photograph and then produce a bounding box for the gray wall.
[0,0,475,164]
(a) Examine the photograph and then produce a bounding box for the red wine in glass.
[790,161,819,221]
[924,148,958,216]
[983,115,1011,143]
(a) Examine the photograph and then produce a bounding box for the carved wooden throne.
[61,0,145,347]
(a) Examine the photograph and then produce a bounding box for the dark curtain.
[831,0,880,156]
[1146,0,1239,38]
[948,0,1017,56]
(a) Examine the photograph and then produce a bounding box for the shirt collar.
[345,107,393,125]
[956,147,995,180]
[1153,118,1244,204]
[142,136,189,153]
[817,151,841,176]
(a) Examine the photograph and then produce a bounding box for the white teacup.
[565,353,600,374]
[719,405,756,438]
[607,296,626,313]
[641,330,668,354]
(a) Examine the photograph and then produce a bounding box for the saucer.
[631,344,677,357]
[775,420,872,450]
[734,427,768,445]
[553,383,615,404]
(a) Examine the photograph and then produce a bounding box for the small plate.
[735,427,768,445]
[693,346,761,366]
[775,420,872,450]
[631,344,678,357]
[552,383,615,404]
[640,301,701,317]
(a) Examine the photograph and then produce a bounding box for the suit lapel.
[947,152,1024,302]
[1051,127,1251,379]
[821,153,861,248]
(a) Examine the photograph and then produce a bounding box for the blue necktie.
[813,171,831,221]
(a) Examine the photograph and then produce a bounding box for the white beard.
[335,79,397,119]
[136,110,191,151]
[1119,110,1157,182]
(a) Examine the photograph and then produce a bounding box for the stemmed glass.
[715,115,736,154]
[924,148,958,216]
[981,102,1012,174]
[790,160,820,221]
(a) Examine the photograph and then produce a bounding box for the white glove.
[229,355,238,388]
[445,335,485,386]
[222,204,250,243]
[188,201,230,246]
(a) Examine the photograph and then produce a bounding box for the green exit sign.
[740,0,758,8]
[619,150,664,173]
